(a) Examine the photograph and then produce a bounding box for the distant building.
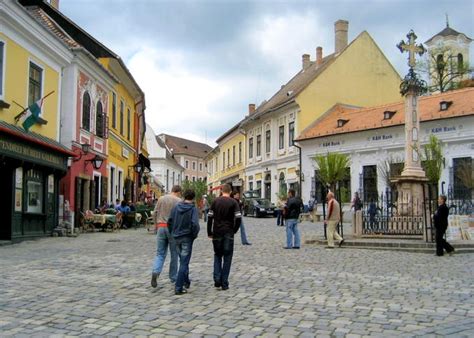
[145,125,184,193]
[158,134,212,182]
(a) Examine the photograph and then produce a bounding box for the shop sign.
[320,141,340,147]
[232,179,242,187]
[430,126,456,134]
[370,134,393,141]
[0,138,65,169]
[14,168,23,212]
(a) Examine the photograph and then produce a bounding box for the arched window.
[436,54,445,72]
[82,91,91,131]
[96,101,104,138]
[279,172,287,195]
[457,53,464,67]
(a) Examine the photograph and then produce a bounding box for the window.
[185,175,189,181]
[436,54,444,71]
[192,161,196,170]
[256,180,262,197]
[222,152,225,169]
[119,100,124,135]
[256,135,261,156]
[82,91,91,131]
[26,169,43,214]
[185,160,189,169]
[453,157,472,199]
[112,93,117,128]
[172,172,175,184]
[28,62,42,106]
[457,53,463,67]
[232,145,235,166]
[166,169,169,192]
[199,163,203,171]
[266,130,271,153]
[249,181,253,191]
[238,142,242,163]
[279,126,284,149]
[227,149,230,167]
[192,176,196,182]
[96,101,104,137]
[127,108,131,140]
[0,41,4,97]
[289,122,295,146]
[215,159,218,173]
[249,137,254,158]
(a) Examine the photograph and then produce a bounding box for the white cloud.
[247,11,331,79]
[128,46,232,145]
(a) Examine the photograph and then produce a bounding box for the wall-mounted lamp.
[84,155,104,170]
[72,143,91,162]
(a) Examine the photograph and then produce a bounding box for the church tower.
[424,18,472,91]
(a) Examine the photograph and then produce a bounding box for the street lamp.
[84,155,104,170]
[72,143,91,162]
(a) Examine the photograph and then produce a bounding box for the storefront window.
[26,169,43,214]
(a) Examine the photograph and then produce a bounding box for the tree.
[313,152,350,192]
[422,135,444,197]
[182,179,208,205]
[417,44,472,93]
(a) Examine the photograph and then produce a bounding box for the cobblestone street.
[1,217,473,337]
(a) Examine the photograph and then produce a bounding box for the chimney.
[302,54,311,70]
[50,0,59,9]
[316,46,323,65]
[248,103,256,115]
[334,19,349,54]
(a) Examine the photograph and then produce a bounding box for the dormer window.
[383,110,396,120]
[337,119,348,128]
[440,101,452,111]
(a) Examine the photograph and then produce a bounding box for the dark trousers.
[212,234,234,288]
[175,237,194,291]
[276,210,284,226]
[435,226,454,256]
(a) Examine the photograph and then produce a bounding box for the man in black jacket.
[207,184,242,290]
[434,195,454,256]
[284,189,303,249]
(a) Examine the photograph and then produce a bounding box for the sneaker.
[243,242,252,245]
[214,281,222,288]
[175,289,187,295]
[325,246,335,249]
[338,239,345,247]
[221,285,229,291]
[151,273,159,288]
[292,247,300,249]
[184,281,191,289]
[283,247,292,249]
[448,249,455,256]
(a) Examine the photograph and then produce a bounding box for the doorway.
[0,164,13,240]
[264,173,271,199]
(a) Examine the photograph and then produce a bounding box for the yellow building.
[99,57,146,204]
[205,146,220,193]
[0,0,75,241]
[241,20,402,203]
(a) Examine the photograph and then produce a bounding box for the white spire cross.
[397,30,426,69]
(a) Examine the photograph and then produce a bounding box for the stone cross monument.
[392,30,429,223]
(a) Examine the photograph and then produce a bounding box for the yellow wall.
[108,134,135,178]
[0,33,60,139]
[296,32,402,132]
[206,151,220,188]
[219,132,246,182]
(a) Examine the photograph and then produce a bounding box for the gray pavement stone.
[0,217,472,336]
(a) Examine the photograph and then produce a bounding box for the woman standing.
[434,195,455,256]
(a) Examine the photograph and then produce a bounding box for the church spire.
[446,13,449,28]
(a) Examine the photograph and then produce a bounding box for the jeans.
[285,219,300,248]
[212,234,234,288]
[204,208,209,222]
[152,227,178,282]
[276,210,284,226]
[175,237,194,291]
[240,220,250,244]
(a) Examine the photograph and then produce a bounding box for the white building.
[297,88,474,203]
[145,125,184,193]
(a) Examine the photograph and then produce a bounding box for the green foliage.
[313,152,350,191]
[340,186,350,203]
[422,134,444,185]
[181,179,208,204]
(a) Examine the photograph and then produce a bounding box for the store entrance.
[0,164,13,240]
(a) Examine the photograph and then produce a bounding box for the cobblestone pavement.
[1,217,473,337]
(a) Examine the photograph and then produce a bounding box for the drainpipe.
[293,141,302,198]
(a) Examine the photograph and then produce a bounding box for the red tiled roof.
[160,134,213,158]
[297,87,474,141]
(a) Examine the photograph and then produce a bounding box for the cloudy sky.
[59,0,473,146]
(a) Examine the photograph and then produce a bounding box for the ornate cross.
[397,30,425,69]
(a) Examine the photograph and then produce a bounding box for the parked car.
[242,191,276,217]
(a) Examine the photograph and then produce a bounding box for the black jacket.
[286,196,303,220]
[207,196,242,237]
[434,203,449,230]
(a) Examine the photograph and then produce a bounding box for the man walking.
[434,195,454,256]
[325,191,344,248]
[284,189,303,249]
[233,191,251,245]
[207,184,242,290]
[150,185,182,288]
[168,189,200,295]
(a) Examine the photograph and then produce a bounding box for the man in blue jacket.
[168,189,200,295]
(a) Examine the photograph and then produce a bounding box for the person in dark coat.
[434,195,455,256]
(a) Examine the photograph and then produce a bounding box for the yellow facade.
[206,149,220,191]
[0,33,60,139]
[296,32,402,132]
[218,131,246,189]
